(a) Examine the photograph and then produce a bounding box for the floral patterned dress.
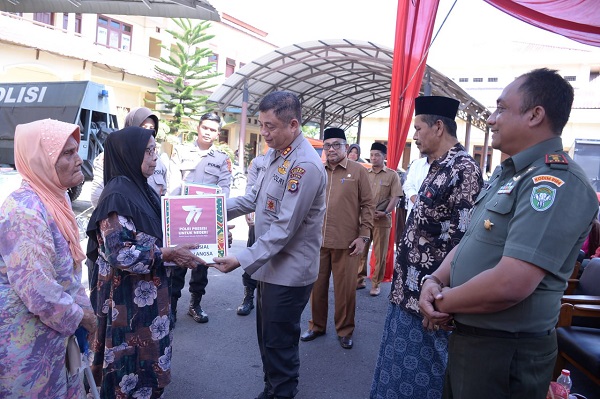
[90,213,172,399]
[0,185,90,398]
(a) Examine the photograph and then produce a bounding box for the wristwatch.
[361,236,370,244]
[420,274,444,289]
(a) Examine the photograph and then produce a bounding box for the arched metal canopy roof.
[208,39,490,131]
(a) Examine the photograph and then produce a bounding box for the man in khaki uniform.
[357,142,402,296]
[301,127,374,349]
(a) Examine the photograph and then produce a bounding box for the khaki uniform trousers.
[309,247,358,337]
[358,223,391,287]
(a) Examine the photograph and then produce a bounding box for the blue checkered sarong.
[370,303,449,399]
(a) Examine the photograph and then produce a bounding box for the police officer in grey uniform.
[213,91,326,399]
[170,112,232,324]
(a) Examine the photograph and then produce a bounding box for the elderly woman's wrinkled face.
[55,136,83,188]
[348,148,359,161]
[141,136,158,178]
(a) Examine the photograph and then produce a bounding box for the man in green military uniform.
[419,68,598,398]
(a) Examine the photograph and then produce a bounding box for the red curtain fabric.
[379,0,440,282]
[376,0,600,283]
[484,0,600,47]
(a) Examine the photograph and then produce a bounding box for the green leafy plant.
[153,18,220,140]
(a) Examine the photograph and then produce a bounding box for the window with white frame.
[97,16,132,51]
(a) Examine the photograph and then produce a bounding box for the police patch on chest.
[530,185,556,212]
[265,195,280,214]
[278,160,290,175]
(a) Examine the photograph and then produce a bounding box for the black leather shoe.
[300,329,325,342]
[339,335,353,349]
[188,305,209,323]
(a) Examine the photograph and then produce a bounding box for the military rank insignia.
[281,146,292,156]
[545,153,568,165]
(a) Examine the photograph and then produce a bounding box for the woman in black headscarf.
[86,127,202,399]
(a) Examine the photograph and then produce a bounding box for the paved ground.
[73,183,391,399]
[72,182,600,399]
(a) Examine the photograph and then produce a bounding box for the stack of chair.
[554,258,600,387]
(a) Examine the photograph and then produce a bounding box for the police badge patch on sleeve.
[530,185,556,211]
[287,179,299,192]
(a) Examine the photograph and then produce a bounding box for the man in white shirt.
[403,155,430,218]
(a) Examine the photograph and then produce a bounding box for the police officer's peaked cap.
[414,96,460,120]
[323,127,346,141]
[371,142,387,154]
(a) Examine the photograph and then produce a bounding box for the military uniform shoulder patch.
[287,179,299,193]
[545,153,568,165]
[545,153,569,170]
[226,157,232,172]
[530,185,556,212]
[532,175,564,187]
[290,167,305,180]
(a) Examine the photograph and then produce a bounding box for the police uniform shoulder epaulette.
[545,153,569,170]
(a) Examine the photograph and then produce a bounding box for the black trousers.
[171,264,208,299]
[256,281,313,398]
[242,271,258,292]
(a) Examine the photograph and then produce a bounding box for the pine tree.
[154,18,219,140]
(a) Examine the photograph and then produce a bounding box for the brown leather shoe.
[339,335,353,349]
[300,329,325,342]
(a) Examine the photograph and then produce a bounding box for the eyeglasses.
[323,142,345,150]
[145,146,157,156]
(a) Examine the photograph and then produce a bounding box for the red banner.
[383,0,440,281]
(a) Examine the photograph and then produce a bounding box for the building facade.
[358,40,600,175]
[0,10,276,156]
